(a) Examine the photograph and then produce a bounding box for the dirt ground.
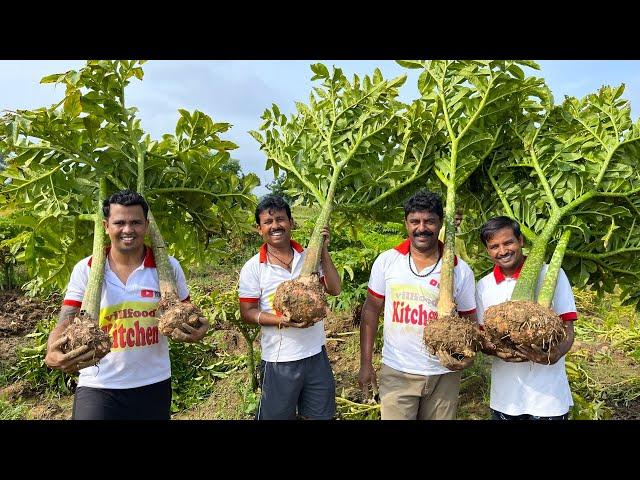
[0,290,59,362]
[1,288,639,420]
[0,290,59,336]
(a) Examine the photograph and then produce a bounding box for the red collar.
[88,245,156,268]
[394,239,458,266]
[259,240,304,264]
[493,257,526,284]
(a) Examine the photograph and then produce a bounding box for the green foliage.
[7,318,76,395]
[0,60,258,295]
[566,289,640,419]
[336,396,380,420]
[486,84,640,307]
[0,214,24,290]
[189,280,260,390]
[241,381,260,416]
[265,174,291,203]
[411,60,546,190]
[251,63,407,216]
[168,336,245,413]
[0,399,29,420]
[291,209,405,313]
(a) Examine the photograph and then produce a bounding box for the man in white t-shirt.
[44,190,209,420]
[238,194,342,420]
[358,190,477,420]
[476,216,577,420]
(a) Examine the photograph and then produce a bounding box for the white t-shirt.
[476,262,577,417]
[63,246,189,389]
[238,240,326,362]
[367,239,477,376]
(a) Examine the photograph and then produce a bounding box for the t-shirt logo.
[141,289,160,298]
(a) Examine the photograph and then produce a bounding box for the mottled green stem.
[147,209,178,302]
[511,213,562,302]
[134,132,178,302]
[300,166,341,277]
[538,230,572,308]
[438,175,457,318]
[82,178,107,321]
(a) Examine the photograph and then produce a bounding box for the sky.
[2,60,639,195]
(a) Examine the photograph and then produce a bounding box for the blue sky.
[2,60,639,194]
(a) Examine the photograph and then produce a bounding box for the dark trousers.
[72,378,172,420]
[257,346,336,420]
[491,408,569,421]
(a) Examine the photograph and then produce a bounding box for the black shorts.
[257,346,336,420]
[490,408,569,420]
[72,378,172,420]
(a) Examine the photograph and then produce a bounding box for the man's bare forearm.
[360,299,382,365]
[59,305,79,324]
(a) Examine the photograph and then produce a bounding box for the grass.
[566,288,640,419]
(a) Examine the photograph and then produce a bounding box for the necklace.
[267,246,294,269]
[408,249,441,278]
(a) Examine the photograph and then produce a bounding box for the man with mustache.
[238,194,342,419]
[358,190,477,420]
[476,216,576,420]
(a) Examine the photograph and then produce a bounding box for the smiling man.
[238,194,341,420]
[358,190,477,420]
[45,190,208,420]
[476,216,577,420]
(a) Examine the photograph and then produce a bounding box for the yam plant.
[250,64,406,323]
[481,83,640,354]
[396,60,547,368]
[0,60,258,298]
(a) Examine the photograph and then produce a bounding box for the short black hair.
[255,194,292,225]
[480,216,523,246]
[403,190,443,220]
[102,190,149,219]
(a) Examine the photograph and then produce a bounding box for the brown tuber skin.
[157,297,206,339]
[273,274,328,324]
[479,331,528,362]
[61,313,111,363]
[424,314,483,371]
[483,300,566,354]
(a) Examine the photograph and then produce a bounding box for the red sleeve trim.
[560,312,578,321]
[181,295,191,303]
[458,308,476,316]
[239,297,260,303]
[63,299,82,308]
[368,287,384,299]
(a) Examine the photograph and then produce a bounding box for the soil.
[424,314,482,360]
[0,290,59,363]
[273,275,328,323]
[212,329,249,357]
[2,286,638,421]
[0,290,59,337]
[157,298,205,336]
[484,300,566,350]
[62,314,111,361]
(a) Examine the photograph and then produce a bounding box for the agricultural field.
[1,60,640,420]
[1,222,639,420]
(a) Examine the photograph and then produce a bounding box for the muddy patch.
[0,290,59,337]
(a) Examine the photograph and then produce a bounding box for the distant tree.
[266,174,290,202]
